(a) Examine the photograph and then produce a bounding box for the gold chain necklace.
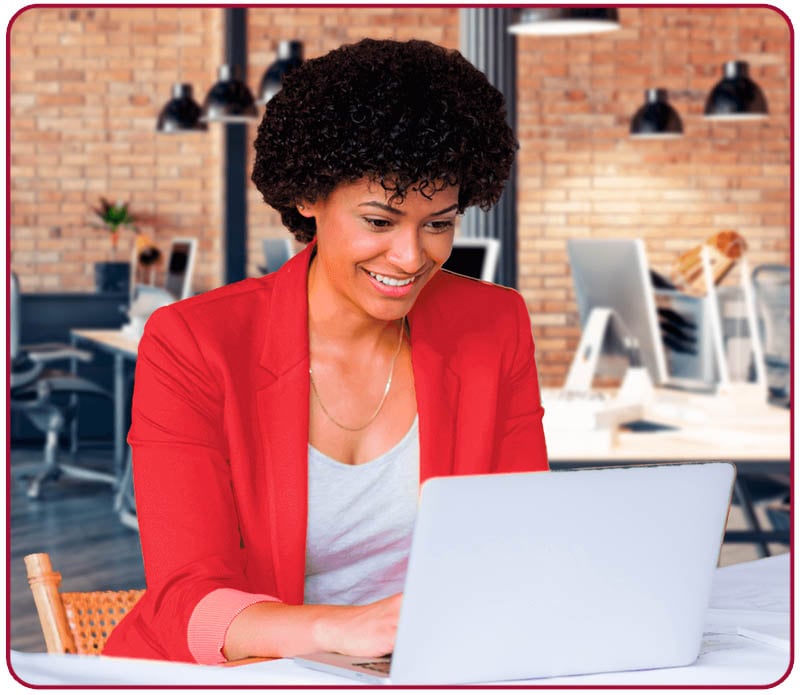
[309,317,406,432]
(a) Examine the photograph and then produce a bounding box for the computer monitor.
[260,238,294,275]
[163,237,197,300]
[442,238,500,282]
[566,238,670,390]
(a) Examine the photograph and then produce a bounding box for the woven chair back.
[60,589,145,655]
[24,552,144,655]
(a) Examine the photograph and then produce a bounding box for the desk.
[8,553,791,686]
[70,328,140,529]
[544,385,790,468]
[545,385,791,555]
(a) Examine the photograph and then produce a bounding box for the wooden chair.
[24,552,144,655]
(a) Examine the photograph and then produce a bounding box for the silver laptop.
[294,462,735,684]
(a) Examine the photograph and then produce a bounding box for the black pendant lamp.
[200,64,259,123]
[258,40,304,105]
[704,60,768,120]
[156,83,208,133]
[508,8,620,35]
[630,89,683,138]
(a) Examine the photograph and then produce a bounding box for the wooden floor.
[8,446,145,653]
[7,444,785,654]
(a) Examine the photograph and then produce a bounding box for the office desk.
[544,385,790,466]
[9,553,791,686]
[70,328,140,529]
[545,385,791,555]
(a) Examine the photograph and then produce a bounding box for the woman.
[104,38,548,665]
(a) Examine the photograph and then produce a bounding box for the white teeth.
[368,271,415,287]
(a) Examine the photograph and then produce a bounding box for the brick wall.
[9,7,790,385]
[9,7,223,293]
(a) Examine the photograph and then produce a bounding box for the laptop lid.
[390,462,734,684]
[297,462,735,685]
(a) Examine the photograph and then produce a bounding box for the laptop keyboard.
[353,660,391,674]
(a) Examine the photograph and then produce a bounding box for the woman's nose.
[386,226,425,273]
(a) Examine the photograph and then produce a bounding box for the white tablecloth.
[8,553,792,687]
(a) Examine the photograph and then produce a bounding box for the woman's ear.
[296,201,316,219]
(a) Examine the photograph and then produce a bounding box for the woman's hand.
[223,593,403,661]
[312,593,403,657]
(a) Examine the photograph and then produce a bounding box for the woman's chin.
[358,301,413,324]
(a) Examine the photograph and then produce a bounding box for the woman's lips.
[363,268,421,298]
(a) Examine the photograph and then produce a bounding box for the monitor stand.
[564,307,638,393]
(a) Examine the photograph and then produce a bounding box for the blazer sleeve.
[493,290,549,473]
[108,306,277,663]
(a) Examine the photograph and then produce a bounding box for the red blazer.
[104,242,548,662]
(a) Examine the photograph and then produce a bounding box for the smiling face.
[301,178,458,324]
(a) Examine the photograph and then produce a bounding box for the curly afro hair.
[251,38,517,242]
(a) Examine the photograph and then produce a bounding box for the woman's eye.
[364,217,392,229]
[427,220,455,233]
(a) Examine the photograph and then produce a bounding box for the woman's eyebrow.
[358,201,459,216]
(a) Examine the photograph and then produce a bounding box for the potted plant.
[92,197,138,255]
[91,197,139,293]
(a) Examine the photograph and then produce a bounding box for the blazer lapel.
[409,292,460,483]
[255,243,314,604]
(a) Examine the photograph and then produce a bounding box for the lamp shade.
[156,83,208,133]
[259,40,304,104]
[704,61,768,120]
[200,64,259,123]
[630,89,683,138]
[508,8,620,35]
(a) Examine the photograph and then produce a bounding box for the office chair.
[24,552,143,655]
[10,273,116,499]
[747,264,791,540]
[752,264,790,408]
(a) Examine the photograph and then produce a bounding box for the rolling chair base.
[21,430,117,500]
[25,463,118,500]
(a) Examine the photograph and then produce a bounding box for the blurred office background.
[8,6,790,383]
[7,5,792,653]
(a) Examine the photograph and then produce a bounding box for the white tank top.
[304,416,420,606]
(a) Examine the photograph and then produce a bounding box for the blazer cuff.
[187,588,280,664]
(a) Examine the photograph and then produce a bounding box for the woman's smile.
[362,267,426,297]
